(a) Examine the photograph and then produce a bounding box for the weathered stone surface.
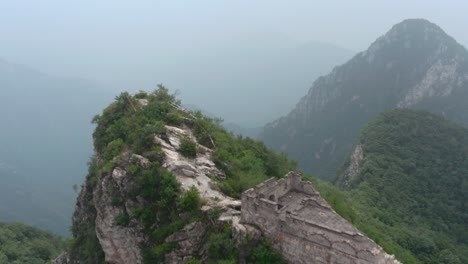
[52,253,70,264]
[341,144,363,187]
[232,222,261,245]
[94,165,145,264]
[136,98,148,106]
[111,167,127,186]
[131,154,150,169]
[155,125,236,208]
[241,172,401,264]
[164,221,208,264]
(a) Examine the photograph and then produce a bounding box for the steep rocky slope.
[63,88,295,264]
[259,19,468,179]
[335,109,468,263]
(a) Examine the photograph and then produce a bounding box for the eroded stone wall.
[241,172,401,264]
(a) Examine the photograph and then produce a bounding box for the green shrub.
[142,242,177,263]
[134,91,148,99]
[207,225,238,262]
[111,196,122,206]
[151,219,187,243]
[114,214,129,226]
[179,186,201,213]
[165,112,183,126]
[248,239,287,264]
[207,207,222,220]
[185,259,201,264]
[179,136,198,158]
[103,138,124,161]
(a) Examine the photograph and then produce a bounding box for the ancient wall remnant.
[241,172,400,264]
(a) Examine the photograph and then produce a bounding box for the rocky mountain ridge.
[259,19,468,179]
[57,89,402,263]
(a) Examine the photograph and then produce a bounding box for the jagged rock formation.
[154,125,240,209]
[241,172,400,264]
[259,19,468,179]
[68,123,241,264]
[52,253,70,264]
[164,221,208,263]
[340,144,363,188]
[94,154,148,263]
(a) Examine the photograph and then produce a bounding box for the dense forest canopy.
[332,109,468,264]
[0,222,63,264]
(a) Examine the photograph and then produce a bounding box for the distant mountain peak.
[383,18,450,45]
[260,19,468,178]
[391,18,445,34]
[363,19,465,65]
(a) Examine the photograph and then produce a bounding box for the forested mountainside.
[0,58,112,235]
[0,221,63,264]
[259,19,468,179]
[333,109,468,264]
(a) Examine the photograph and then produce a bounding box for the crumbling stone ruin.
[241,172,401,264]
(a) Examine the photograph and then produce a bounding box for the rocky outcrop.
[338,144,363,187]
[52,253,69,264]
[93,155,147,264]
[164,221,208,264]
[154,125,240,209]
[88,121,243,264]
[64,120,241,264]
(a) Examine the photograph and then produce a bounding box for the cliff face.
[69,122,242,264]
[62,89,283,264]
[259,19,468,179]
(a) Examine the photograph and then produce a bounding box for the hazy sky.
[1,0,468,124]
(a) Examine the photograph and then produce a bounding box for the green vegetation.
[67,157,107,263]
[247,239,287,264]
[206,225,287,264]
[207,224,238,263]
[91,85,295,199]
[0,222,63,264]
[190,113,296,198]
[179,135,198,158]
[68,221,105,264]
[179,186,202,213]
[330,109,468,263]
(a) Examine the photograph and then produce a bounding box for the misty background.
[1,0,468,235]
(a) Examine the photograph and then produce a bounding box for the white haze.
[1,0,468,125]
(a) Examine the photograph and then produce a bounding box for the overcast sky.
[1,0,468,124]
